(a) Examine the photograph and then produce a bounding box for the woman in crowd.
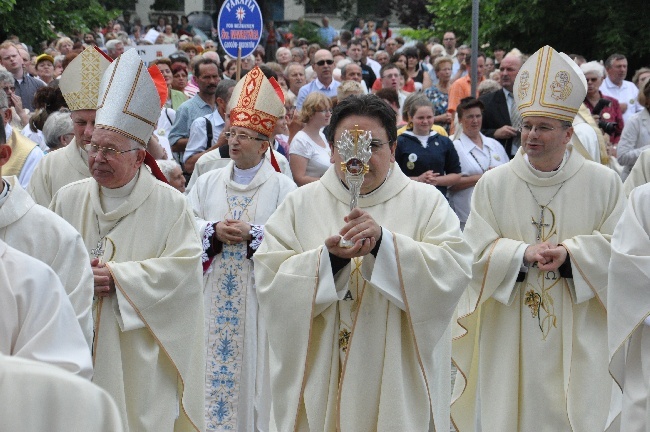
[171,63,188,94]
[581,61,624,144]
[34,54,55,85]
[617,80,650,180]
[156,16,167,33]
[396,95,460,196]
[152,58,188,109]
[55,37,73,56]
[42,111,73,153]
[425,56,454,133]
[22,86,67,152]
[224,59,238,80]
[403,47,432,92]
[178,15,195,36]
[448,97,508,229]
[289,92,333,186]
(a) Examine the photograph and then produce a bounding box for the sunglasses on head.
[316,59,334,66]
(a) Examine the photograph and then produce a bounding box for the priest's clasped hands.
[92,258,115,297]
[524,242,568,271]
[216,220,252,245]
[326,208,382,259]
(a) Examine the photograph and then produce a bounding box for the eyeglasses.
[443,37,456,41]
[369,139,391,153]
[315,59,334,66]
[316,108,332,115]
[85,143,140,159]
[224,131,268,142]
[1,86,15,93]
[519,124,561,134]
[585,77,600,83]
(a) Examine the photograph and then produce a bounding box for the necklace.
[469,144,491,173]
[525,181,565,241]
[91,214,126,259]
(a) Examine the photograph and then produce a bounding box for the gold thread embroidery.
[550,70,573,101]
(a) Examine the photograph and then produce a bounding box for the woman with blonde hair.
[289,92,333,185]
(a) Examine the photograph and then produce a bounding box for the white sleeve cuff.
[314,247,351,316]
[113,290,146,331]
[360,228,405,310]
[492,242,528,305]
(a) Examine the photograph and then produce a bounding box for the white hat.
[95,49,164,146]
[59,46,112,111]
[514,45,587,123]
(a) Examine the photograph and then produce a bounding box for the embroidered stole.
[205,188,259,430]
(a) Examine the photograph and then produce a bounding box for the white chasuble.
[624,149,650,197]
[0,176,94,348]
[254,166,473,432]
[608,183,650,432]
[187,160,296,431]
[50,167,205,432]
[28,138,90,207]
[452,147,625,432]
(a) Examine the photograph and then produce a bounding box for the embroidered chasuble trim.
[336,258,370,432]
[451,238,500,431]
[105,265,201,432]
[293,246,323,432]
[393,234,436,431]
[206,186,261,430]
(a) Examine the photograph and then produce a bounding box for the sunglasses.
[316,59,334,66]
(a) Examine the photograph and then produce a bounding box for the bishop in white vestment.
[187,66,296,431]
[255,95,472,432]
[28,45,111,207]
[51,50,205,432]
[452,45,625,432]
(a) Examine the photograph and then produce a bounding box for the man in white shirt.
[600,53,643,123]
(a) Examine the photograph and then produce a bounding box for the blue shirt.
[168,95,215,149]
[396,132,461,196]
[319,26,338,45]
[295,79,340,110]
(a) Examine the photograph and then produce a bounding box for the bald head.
[499,54,523,92]
[313,49,334,84]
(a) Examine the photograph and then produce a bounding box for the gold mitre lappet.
[59,46,112,111]
[514,45,587,122]
[229,66,285,137]
[95,49,164,146]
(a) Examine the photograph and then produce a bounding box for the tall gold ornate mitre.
[59,46,112,111]
[229,67,285,137]
[95,49,164,146]
[514,45,587,122]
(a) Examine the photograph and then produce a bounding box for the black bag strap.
[205,117,213,149]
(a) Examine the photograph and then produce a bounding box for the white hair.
[156,159,181,181]
[580,61,605,78]
[43,111,73,149]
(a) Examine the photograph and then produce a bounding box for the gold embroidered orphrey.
[518,70,530,100]
[339,257,366,352]
[550,70,573,101]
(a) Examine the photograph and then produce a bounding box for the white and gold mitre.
[514,45,587,122]
[59,46,112,111]
[95,49,164,146]
[229,66,285,137]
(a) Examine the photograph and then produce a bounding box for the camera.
[592,99,618,135]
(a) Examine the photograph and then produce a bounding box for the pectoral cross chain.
[91,238,105,259]
[532,205,549,241]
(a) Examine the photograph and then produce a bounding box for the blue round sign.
[217,0,263,58]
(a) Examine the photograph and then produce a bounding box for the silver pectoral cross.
[531,206,550,241]
[91,238,105,259]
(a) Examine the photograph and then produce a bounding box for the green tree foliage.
[427,0,649,65]
[0,0,120,48]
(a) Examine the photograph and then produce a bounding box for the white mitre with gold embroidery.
[95,49,161,146]
[59,46,112,111]
[514,45,587,122]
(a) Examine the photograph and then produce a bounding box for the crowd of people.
[2,11,650,432]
